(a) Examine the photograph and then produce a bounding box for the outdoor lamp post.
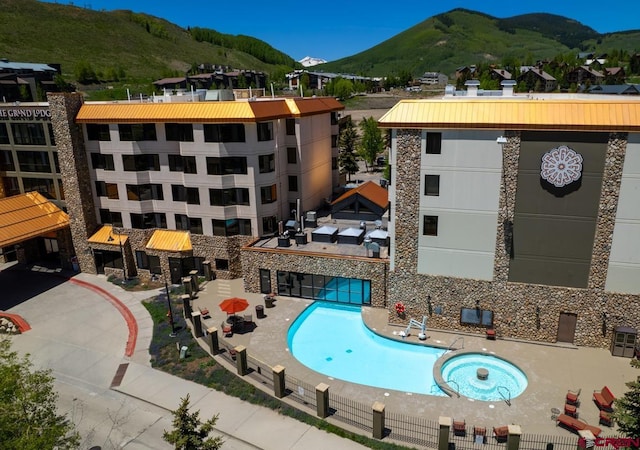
[107,232,126,283]
[165,270,177,337]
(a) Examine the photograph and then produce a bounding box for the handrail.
[497,385,511,406]
[447,336,464,351]
[446,379,461,398]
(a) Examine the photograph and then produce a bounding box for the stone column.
[272,365,285,398]
[372,401,385,440]
[47,92,97,274]
[315,383,329,418]
[506,424,522,450]
[206,327,219,354]
[438,416,452,450]
[234,345,248,376]
[181,294,192,319]
[191,311,203,338]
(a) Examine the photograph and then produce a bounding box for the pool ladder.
[445,379,461,398]
[497,385,511,406]
[447,336,464,351]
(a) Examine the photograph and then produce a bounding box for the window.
[22,178,56,198]
[332,157,338,170]
[215,259,229,271]
[17,151,52,172]
[118,123,157,141]
[423,215,438,236]
[203,124,245,142]
[122,154,160,171]
[0,123,9,144]
[260,184,277,204]
[99,209,123,227]
[11,123,46,145]
[206,156,247,175]
[168,155,197,174]
[126,183,164,201]
[212,218,252,236]
[130,212,167,229]
[286,119,295,135]
[209,188,250,206]
[175,215,203,234]
[259,154,275,173]
[331,112,339,125]
[171,185,200,204]
[91,153,115,170]
[148,255,161,274]
[48,123,55,146]
[426,132,442,154]
[0,150,15,171]
[460,308,494,327]
[3,177,20,196]
[331,134,338,147]
[424,174,440,196]
[135,250,149,269]
[257,122,273,141]
[95,181,119,199]
[288,175,298,192]
[287,147,297,164]
[165,123,193,142]
[262,216,277,234]
[86,124,110,141]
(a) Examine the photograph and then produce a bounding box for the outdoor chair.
[566,388,581,406]
[473,426,486,444]
[556,414,602,437]
[198,306,210,318]
[221,321,232,337]
[453,420,466,436]
[564,403,578,418]
[243,313,253,324]
[493,426,509,442]
[599,411,613,426]
[593,386,615,411]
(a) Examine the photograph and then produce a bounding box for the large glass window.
[212,218,252,236]
[286,118,295,135]
[288,176,298,192]
[130,212,167,229]
[260,184,277,204]
[118,123,157,141]
[99,209,123,227]
[258,154,275,173]
[48,123,55,146]
[0,123,9,144]
[165,123,193,142]
[122,154,160,171]
[175,214,203,234]
[203,124,245,142]
[287,147,297,164]
[135,250,150,269]
[424,174,440,196]
[3,177,20,196]
[95,181,119,199]
[257,122,273,141]
[276,271,371,305]
[172,185,200,204]
[22,177,56,198]
[423,215,438,236]
[11,123,46,145]
[168,155,197,174]
[126,183,164,201]
[206,156,247,175]
[86,124,110,141]
[209,188,250,206]
[0,150,15,171]
[262,216,277,234]
[91,153,115,170]
[426,132,442,155]
[17,151,52,172]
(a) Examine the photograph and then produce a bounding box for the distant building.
[285,70,381,91]
[0,59,63,102]
[517,67,557,92]
[490,68,512,82]
[418,72,448,85]
[153,70,266,92]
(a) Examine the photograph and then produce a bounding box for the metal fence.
[327,391,373,432]
[386,411,439,448]
[284,374,317,409]
[520,433,585,450]
[246,353,274,389]
[449,425,507,450]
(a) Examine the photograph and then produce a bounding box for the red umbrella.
[219,297,249,315]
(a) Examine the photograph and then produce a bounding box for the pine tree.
[611,375,640,437]
[338,118,359,182]
[163,394,223,450]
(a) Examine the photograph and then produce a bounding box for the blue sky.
[44,1,639,62]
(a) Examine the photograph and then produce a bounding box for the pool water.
[288,302,447,395]
[440,353,528,401]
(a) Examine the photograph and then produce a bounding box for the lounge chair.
[564,403,578,418]
[221,321,232,337]
[473,426,486,444]
[198,306,210,318]
[493,426,509,442]
[566,388,581,406]
[556,414,602,437]
[453,420,466,436]
[599,411,613,426]
[593,386,615,411]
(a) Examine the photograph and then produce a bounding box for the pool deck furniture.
[556,414,602,437]
[599,411,613,426]
[221,321,233,337]
[564,403,577,418]
[593,386,615,411]
[198,306,210,317]
[566,388,581,405]
[473,426,486,444]
[486,328,496,340]
[493,426,509,442]
[453,420,466,436]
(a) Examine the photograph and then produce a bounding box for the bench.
[593,386,615,411]
[556,414,601,437]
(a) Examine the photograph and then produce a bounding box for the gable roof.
[331,181,389,210]
[0,192,69,248]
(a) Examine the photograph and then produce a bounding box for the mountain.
[299,56,328,67]
[317,9,640,77]
[0,0,297,83]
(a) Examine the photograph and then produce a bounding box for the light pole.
[108,231,126,283]
[165,270,177,337]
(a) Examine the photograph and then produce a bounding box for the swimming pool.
[287,302,447,395]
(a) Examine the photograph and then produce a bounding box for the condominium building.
[48,93,343,282]
[379,97,640,347]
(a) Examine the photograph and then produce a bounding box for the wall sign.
[540,145,583,188]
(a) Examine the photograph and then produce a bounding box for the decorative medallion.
[540,145,583,188]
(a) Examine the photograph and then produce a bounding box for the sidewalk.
[3,264,369,450]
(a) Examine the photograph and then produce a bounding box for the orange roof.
[0,192,69,248]
[87,225,129,246]
[76,97,343,124]
[332,181,389,209]
[145,230,192,252]
[378,99,640,132]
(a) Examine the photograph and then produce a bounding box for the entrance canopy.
[88,224,129,246]
[146,230,192,252]
[0,192,69,248]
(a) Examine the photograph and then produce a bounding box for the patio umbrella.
[219,297,249,315]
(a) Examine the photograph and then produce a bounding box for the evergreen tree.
[611,370,640,438]
[338,117,359,182]
[163,394,223,450]
[359,117,384,172]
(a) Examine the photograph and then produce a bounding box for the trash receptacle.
[256,305,265,319]
[179,346,189,359]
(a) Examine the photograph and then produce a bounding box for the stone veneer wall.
[48,93,97,274]
[241,247,389,307]
[389,129,640,348]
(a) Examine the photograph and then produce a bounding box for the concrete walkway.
[2,263,368,450]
